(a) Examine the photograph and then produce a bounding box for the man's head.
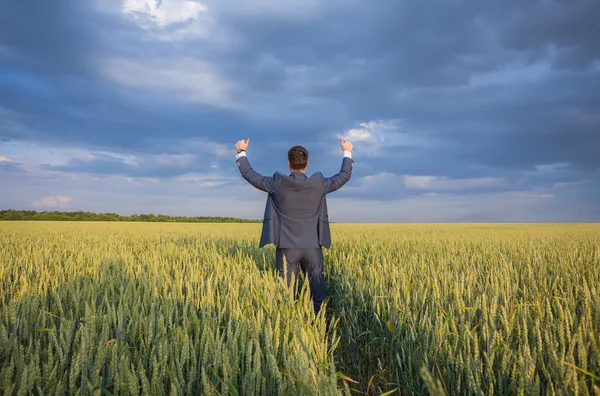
[288,145,309,172]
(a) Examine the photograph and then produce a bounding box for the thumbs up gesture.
[340,138,353,152]
[235,139,250,151]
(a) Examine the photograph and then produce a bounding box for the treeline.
[0,210,260,223]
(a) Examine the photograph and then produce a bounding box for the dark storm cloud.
[1,0,599,220]
[209,0,595,98]
[500,0,600,70]
[0,0,103,76]
[3,0,598,153]
[40,153,204,178]
[389,69,600,173]
[191,0,600,176]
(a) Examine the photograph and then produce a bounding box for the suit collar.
[290,171,308,179]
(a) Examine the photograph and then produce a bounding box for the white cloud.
[326,188,568,223]
[510,192,554,199]
[344,128,373,142]
[0,156,13,163]
[553,180,589,189]
[123,0,207,26]
[153,154,197,167]
[341,121,390,143]
[87,151,138,166]
[338,120,435,157]
[403,175,506,191]
[69,152,200,175]
[174,172,236,186]
[32,195,74,209]
[101,58,237,109]
[348,173,507,197]
[183,138,231,157]
[534,162,570,172]
[361,172,396,183]
[81,151,208,169]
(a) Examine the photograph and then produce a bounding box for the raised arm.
[235,139,276,193]
[324,138,354,194]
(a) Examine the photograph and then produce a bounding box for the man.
[235,138,354,314]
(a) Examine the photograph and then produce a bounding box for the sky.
[1,0,599,222]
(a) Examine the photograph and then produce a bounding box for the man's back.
[236,156,353,248]
[272,172,325,220]
[233,138,353,314]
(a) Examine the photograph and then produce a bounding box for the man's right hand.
[236,139,250,151]
[340,138,353,152]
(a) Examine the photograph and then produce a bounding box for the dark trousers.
[276,247,326,314]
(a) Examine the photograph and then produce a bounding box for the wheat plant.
[0,222,598,395]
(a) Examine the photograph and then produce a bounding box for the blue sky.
[1,0,599,222]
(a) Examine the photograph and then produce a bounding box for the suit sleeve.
[323,157,354,194]
[236,155,276,193]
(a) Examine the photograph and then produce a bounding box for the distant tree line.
[0,210,260,223]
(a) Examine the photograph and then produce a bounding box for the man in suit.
[235,138,354,314]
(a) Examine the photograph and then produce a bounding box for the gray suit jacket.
[236,155,354,249]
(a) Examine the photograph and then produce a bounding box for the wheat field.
[1,222,599,395]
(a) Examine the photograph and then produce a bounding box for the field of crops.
[1,222,599,395]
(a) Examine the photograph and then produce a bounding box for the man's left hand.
[235,139,250,151]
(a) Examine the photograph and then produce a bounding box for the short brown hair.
[288,145,309,170]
